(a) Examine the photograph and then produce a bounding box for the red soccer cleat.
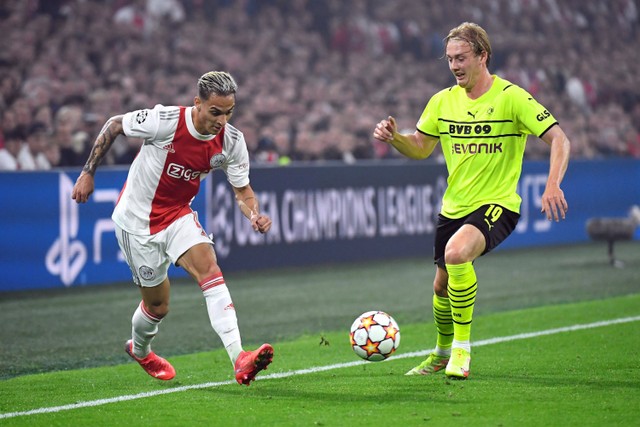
[125,339,176,380]
[234,343,274,386]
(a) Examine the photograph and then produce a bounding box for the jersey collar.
[185,106,216,141]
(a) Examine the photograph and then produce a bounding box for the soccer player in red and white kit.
[72,71,273,385]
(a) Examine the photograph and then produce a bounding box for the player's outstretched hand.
[541,185,568,222]
[71,172,95,204]
[373,116,397,143]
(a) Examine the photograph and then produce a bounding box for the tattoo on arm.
[83,116,124,176]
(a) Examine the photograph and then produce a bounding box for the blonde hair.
[444,22,492,67]
[197,71,238,100]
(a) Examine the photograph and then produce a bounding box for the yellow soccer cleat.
[405,352,450,376]
[445,347,471,379]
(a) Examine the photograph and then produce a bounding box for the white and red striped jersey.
[112,104,250,236]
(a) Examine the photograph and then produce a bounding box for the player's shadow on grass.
[210,373,455,403]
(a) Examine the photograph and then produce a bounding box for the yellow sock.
[446,262,477,343]
[433,294,453,351]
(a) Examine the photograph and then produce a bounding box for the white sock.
[435,346,452,357]
[452,339,471,353]
[131,301,162,358]
[202,283,243,364]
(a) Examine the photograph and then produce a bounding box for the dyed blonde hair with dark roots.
[197,71,238,100]
[444,22,492,67]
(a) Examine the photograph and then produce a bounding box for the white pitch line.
[2,315,639,420]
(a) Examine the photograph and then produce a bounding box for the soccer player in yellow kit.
[373,22,570,379]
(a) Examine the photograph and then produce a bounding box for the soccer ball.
[349,311,400,361]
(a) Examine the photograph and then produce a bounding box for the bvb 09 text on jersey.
[449,123,492,135]
[448,123,503,155]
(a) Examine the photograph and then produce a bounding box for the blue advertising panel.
[505,159,640,248]
[205,159,640,271]
[0,159,638,291]
[204,162,447,272]
[0,169,203,291]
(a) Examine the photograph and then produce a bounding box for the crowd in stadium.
[0,0,638,170]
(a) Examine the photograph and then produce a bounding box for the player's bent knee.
[433,279,448,296]
[145,302,169,319]
[197,264,222,283]
[433,282,447,296]
[444,246,467,265]
[433,267,448,295]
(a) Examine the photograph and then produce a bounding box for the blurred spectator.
[146,0,185,31]
[0,128,25,170]
[254,136,280,165]
[17,122,52,170]
[0,0,638,166]
[52,105,89,167]
[113,0,148,35]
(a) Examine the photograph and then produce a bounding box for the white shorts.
[115,212,213,287]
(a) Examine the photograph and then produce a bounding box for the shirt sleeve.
[222,127,251,188]
[122,104,163,140]
[416,91,443,137]
[510,87,558,137]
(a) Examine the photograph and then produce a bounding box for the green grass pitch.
[1,241,639,425]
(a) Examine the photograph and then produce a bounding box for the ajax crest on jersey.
[349,311,400,361]
[210,153,226,169]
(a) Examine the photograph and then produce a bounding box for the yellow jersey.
[416,75,558,217]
